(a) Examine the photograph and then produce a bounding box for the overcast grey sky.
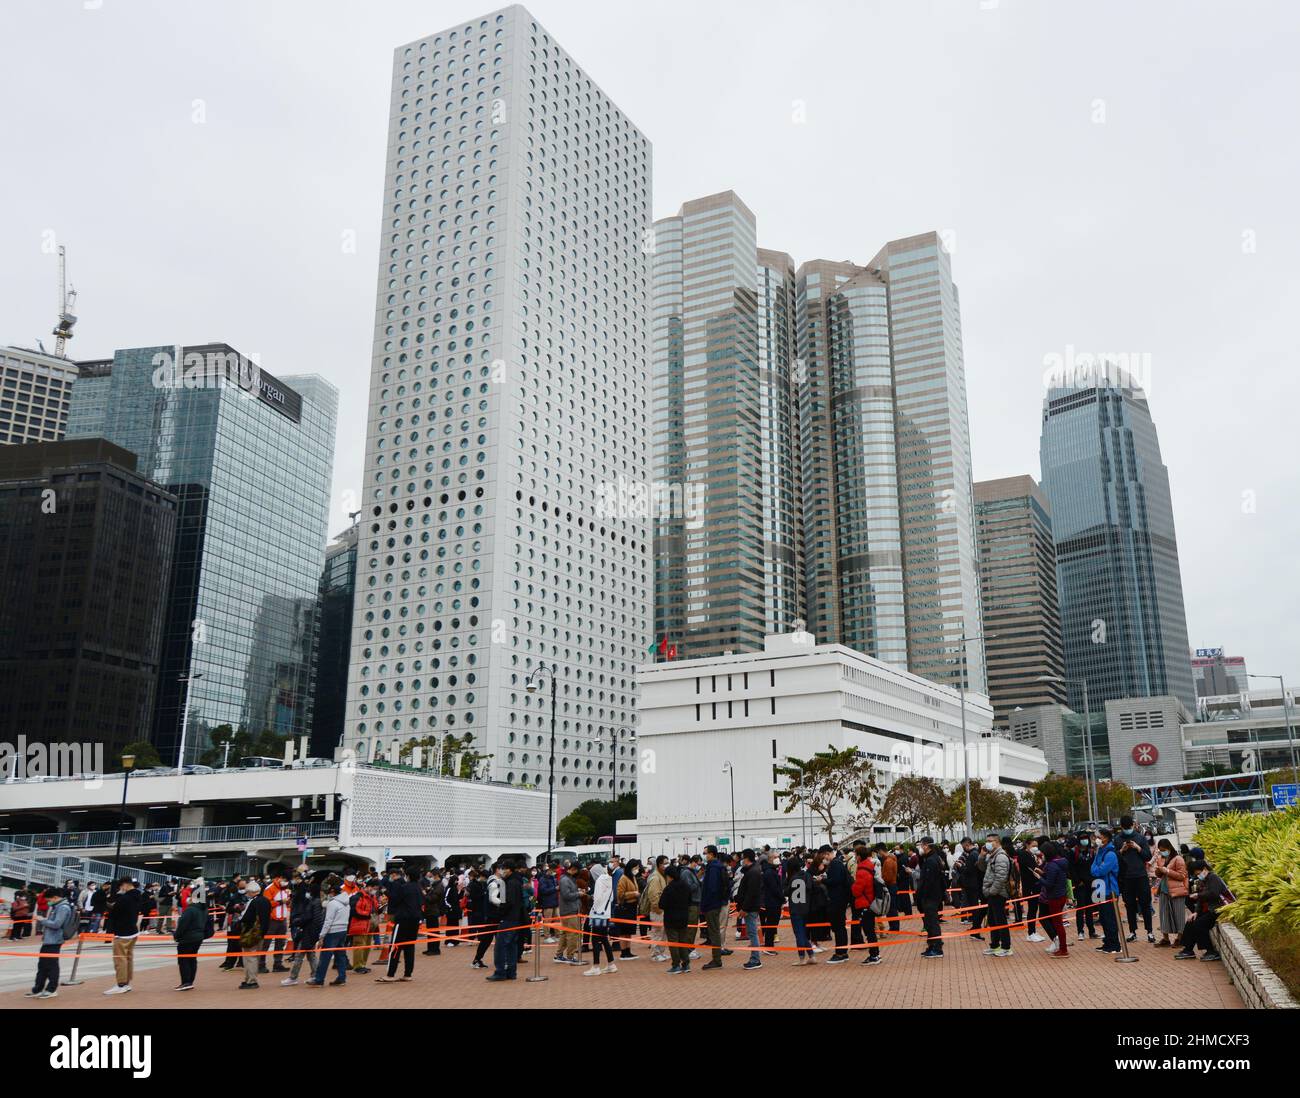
[2,0,1297,693]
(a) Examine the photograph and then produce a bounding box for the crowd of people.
[6,814,1234,997]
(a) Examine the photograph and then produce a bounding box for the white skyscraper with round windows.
[345,5,652,815]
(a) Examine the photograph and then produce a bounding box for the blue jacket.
[700,858,730,913]
[537,872,559,908]
[1090,842,1119,901]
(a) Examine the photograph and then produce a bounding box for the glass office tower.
[67,343,337,761]
[348,7,651,810]
[1039,375,1195,713]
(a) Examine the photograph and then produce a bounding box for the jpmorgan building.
[66,343,338,761]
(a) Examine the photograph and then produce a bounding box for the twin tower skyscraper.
[343,6,984,791]
[652,193,984,693]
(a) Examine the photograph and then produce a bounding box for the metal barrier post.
[62,933,87,986]
[1112,896,1138,963]
[525,910,547,983]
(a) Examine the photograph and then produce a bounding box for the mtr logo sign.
[1132,742,1159,766]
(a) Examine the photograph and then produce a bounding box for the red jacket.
[851,858,876,910]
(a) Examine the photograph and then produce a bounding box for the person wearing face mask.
[1090,827,1122,954]
[1038,841,1071,957]
[1068,833,1098,942]
[1152,838,1188,948]
[1174,852,1227,962]
[980,833,1013,957]
[1116,815,1155,944]
[915,837,948,959]
[1017,837,1045,942]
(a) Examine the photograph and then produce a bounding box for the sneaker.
[1098,947,1122,955]
[1126,932,1137,943]
[238,982,259,989]
[701,960,722,970]
[1146,933,1156,944]
[1045,941,1059,954]
[720,948,734,957]
[280,977,299,986]
[485,973,511,982]
[567,957,585,965]
[998,949,1014,957]
[1077,934,1085,943]
[971,934,983,941]
[1026,933,1045,943]
[354,966,371,974]
[329,977,346,986]
[990,948,1009,957]
[667,965,682,975]
[825,954,848,965]
[23,991,39,998]
[542,937,558,945]
[921,951,944,959]
[582,966,603,977]
[1200,951,1222,962]
[551,955,570,964]
[1154,939,1171,948]
[742,959,763,970]
[811,944,825,954]
[861,955,882,966]
[1173,950,1196,960]
[305,980,324,986]
[103,984,131,996]
[762,949,778,956]
[651,953,669,962]
[36,990,58,999]
[620,953,640,961]
[982,947,999,955]
[688,950,700,960]
[602,964,619,974]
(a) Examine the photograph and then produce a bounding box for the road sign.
[384,847,392,862]
[716,837,730,846]
[1272,784,1298,808]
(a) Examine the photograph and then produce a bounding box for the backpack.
[351,891,376,920]
[58,903,79,941]
[868,867,890,916]
[1007,855,1022,900]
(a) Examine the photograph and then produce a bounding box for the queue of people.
[9,815,1232,998]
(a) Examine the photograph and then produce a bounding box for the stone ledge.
[1212,922,1299,1010]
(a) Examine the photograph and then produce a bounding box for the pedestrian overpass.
[1131,771,1267,814]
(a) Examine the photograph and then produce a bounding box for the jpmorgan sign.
[151,345,303,423]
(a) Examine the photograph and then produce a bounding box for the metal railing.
[0,841,184,889]
[2,819,339,852]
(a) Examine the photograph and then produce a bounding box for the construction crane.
[52,245,78,358]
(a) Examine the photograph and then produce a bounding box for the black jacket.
[825,855,851,907]
[1115,830,1152,881]
[760,862,783,911]
[736,863,763,913]
[292,895,325,948]
[955,848,983,891]
[498,873,525,927]
[104,888,143,937]
[243,894,272,937]
[174,902,208,943]
[659,877,692,930]
[385,878,423,921]
[917,851,948,904]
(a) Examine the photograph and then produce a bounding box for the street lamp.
[111,754,136,884]
[957,632,996,838]
[1247,674,1299,783]
[721,761,736,850]
[1039,674,1097,822]
[175,671,204,773]
[524,663,559,865]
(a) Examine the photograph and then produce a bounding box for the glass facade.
[66,344,337,761]
[1039,378,1195,714]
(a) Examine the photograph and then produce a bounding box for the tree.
[1022,774,1088,830]
[568,794,637,840]
[1192,762,1235,779]
[116,741,161,770]
[198,724,280,767]
[972,783,1019,831]
[879,775,945,838]
[1094,779,1135,822]
[398,732,492,777]
[556,812,596,844]
[776,746,881,845]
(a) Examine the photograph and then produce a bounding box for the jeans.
[744,910,761,963]
[1098,895,1121,950]
[313,931,349,983]
[33,940,63,993]
[790,913,811,958]
[987,897,1011,951]
[289,933,316,979]
[1121,877,1153,933]
[177,938,201,986]
[493,928,518,977]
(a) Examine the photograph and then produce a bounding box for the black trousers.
[830,901,861,957]
[761,908,781,947]
[1183,909,1217,952]
[33,940,62,993]
[987,897,1011,951]
[474,928,495,963]
[921,900,943,953]
[424,912,441,954]
[887,885,901,932]
[386,919,419,977]
[1015,895,1041,933]
[856,908,879,957]
[177,938,201,986]
[1121,877,1153,933]
[964,887,985,930]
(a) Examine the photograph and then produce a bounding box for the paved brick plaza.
[3,928,1243,1010]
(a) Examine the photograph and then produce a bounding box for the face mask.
[1198,870,1209,880]
[984,841,994,851]
[1028,846,1038,854]
[1081,840,1090,847]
